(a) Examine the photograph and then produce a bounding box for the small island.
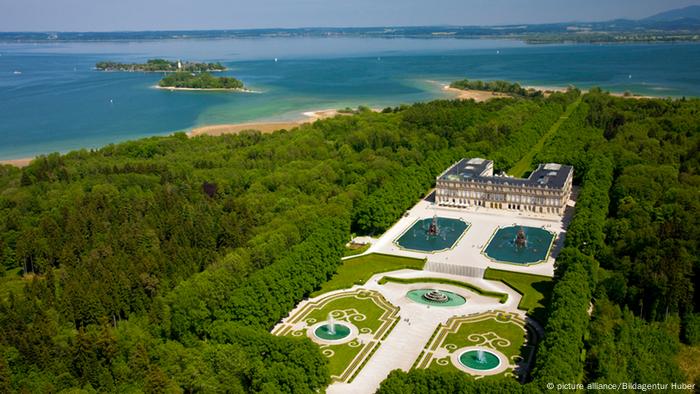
[449,79,544,98]
[157,72,247,91]
[96,58,226,73]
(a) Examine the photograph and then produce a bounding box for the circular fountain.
[459,349,501,371]
[451,346,508,375]
[308,313,358,344]
[314,323,351,340]
[407,289,466,307]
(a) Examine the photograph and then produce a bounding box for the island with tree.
[449,79,544,98]
[156,71,248,91]
[96,58,226,73]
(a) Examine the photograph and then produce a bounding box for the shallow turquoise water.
[1,38,699,159]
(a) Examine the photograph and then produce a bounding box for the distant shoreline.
[0,85,662,168]
[442,83,655,101]
[0,108,353,168]
[97,69,226,73]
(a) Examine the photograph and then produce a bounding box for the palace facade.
[435,158,573,215]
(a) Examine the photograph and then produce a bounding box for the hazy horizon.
[2,0,699,32]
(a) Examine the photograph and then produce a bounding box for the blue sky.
[1,0,698,31]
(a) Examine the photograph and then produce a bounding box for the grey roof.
[440,158,491,180]
[439,158,572,189]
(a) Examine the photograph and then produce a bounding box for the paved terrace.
[360,195,575,278]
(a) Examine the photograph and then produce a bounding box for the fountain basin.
[394,217,469,253]
[450,346,509,376]
[483,225,555,264]
[407,289,466,307]
[459,350,501,371]
[307,321,358,345]
[314,323,351,340]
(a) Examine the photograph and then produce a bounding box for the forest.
[96,59,226,73]
[0,88,698,393]
[158,72,245,90]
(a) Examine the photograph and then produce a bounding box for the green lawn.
[509,97,582,178]
[483,268,553,324]
[305,296,386,333]
[378,276,508,303]
[281,290,398,380]
[312,253,425,297]
[426,314,529,379]
[302,294,390,378]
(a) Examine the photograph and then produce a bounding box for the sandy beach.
[0,109,351,167]
[442,85,512,101]
[187,108,345,137]
[444,83,653,101]
[0,158,33,168]
[442,84,571,101]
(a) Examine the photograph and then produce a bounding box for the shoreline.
[0,108,347,167]
[443,83,655,100]
[154,85,259,93]
[0,84,662,168]
[0,157,33,168]
[187,108,353,137]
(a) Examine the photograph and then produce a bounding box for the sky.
[1,0,698,32]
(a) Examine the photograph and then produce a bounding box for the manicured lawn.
[312,253,425,297]
[422,313,530,379]
[305,295,386,333]
[484,268,553,323]
[326,341,364,378]
[439,318,525,357]
[279,290,399,381]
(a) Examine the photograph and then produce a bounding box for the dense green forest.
[96,59,226,73]
[1,88,698,393]
[450,79,544,98]
[158,72,245,90]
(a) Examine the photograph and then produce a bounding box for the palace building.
[435,158,573,215]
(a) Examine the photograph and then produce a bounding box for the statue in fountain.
[427,215,440,236]
[423,289,449,303]
[514,227,527,248]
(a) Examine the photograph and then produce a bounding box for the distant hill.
[2,5,700,44]
[643,5,700,22]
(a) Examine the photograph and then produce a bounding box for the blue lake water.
[1,38,699,159]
